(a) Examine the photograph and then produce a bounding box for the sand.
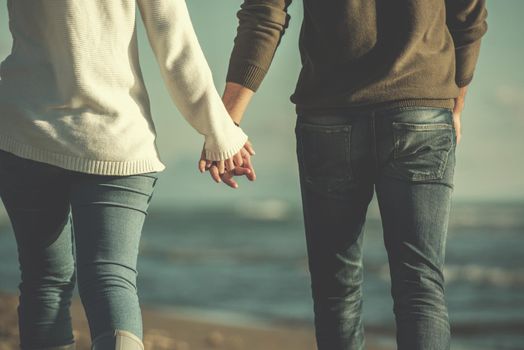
[0,292,390,350]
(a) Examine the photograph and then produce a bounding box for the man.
[204,0,487,349]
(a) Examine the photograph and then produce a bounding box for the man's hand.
[198,141,256,189]
[198,144,247,175]
[216,154,256,189]
[453,86,468,145]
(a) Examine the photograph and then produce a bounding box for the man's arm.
[226,0,292,102]
[445,0,487,144]
[222,82,255,125]
[210,0,291,186]
[445,0,488,87]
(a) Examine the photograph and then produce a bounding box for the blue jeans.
[0,150,158,349]
[295,107,456,350]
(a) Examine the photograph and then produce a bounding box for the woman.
[0,0,252,349]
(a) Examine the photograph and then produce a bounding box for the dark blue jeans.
[295,107,456,350]
[0,149,158,349]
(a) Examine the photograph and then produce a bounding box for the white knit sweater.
[0,0,248,175]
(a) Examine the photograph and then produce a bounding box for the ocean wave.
[376,264,524,287]
[444,264,524,287]
[233,199,292,221]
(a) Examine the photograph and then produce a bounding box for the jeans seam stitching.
[391,118,454,181]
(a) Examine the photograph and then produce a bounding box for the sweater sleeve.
[445,0,488,87]
[137,0,248,161]
[226,0,292,92]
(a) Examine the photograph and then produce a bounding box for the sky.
[0,1,523,208]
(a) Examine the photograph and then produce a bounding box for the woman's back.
[0,0,247,176]
[0,0,161,175]
[3,0,144,106]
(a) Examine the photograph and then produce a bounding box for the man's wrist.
[223,82,255,126]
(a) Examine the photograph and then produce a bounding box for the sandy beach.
[0,292,392,350]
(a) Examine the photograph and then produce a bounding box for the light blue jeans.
[0,149,158,349]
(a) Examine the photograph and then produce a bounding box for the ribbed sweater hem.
[0,134,166,176]
[295,98,455,116]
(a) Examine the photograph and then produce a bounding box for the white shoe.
[91,330,144,350]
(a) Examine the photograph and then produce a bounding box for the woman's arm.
[137,0,248,162]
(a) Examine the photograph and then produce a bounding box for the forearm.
[454,85,468,111]
[222,82,255,125]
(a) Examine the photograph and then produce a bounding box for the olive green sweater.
[226,0,488,114]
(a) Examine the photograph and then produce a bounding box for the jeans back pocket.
[389,122,454,182]
[296,122,352,194]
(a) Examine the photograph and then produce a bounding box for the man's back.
[226,0,487,113]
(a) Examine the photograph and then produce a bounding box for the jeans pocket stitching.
[392,122,453,132]
[296,122,352,186]
[392,123,454,181]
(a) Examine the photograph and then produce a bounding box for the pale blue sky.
[0,1,523,207]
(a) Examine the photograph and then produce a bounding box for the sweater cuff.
[204,126,249,161]
[226,62,267,92]
[456,76,473,88]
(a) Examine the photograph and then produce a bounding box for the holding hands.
[199,140,256,189]
[198,82,257,189]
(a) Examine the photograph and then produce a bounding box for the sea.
[0,200,523,350]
